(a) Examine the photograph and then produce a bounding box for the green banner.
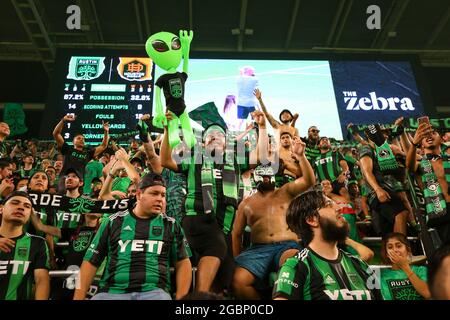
[3,103,27,136]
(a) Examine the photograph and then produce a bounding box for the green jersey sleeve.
[272,257,305,300]
[35,238,50,270]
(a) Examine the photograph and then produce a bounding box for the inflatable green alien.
[145,30,196,148]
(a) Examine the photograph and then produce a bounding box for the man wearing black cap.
[54,168,84,233]
[0,191,50,300]
[74,172,192,300]
[254,89,299,138]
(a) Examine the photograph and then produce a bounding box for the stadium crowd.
[0,89,450,300]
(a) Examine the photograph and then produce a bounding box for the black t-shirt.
[155,72,188,117]
[60,142,95,176]
[63,226,97,268]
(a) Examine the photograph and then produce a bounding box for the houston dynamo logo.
[343,91,415,111]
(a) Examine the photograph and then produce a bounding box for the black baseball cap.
[279,109,293,122]
[64,167,83,180]
[138,172,166,190]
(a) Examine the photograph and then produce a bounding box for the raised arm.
[180,30,193,74]
[251,110,269,167]
[236,122,255,142]
[160,112,180,172]
[94,121,110,158]
[139,114,163,174]
[114,148,140,186]
[360,154,391,203]
[99,158,124,200]
[53,115,75,149]
[406,123,429,173]
[347,123,368,146]
[286,137,316,197]
[254,89,279,129]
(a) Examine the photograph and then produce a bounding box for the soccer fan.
[406,121,450,244]
[18,152,36,179]
[379,233,430,300]
[74,173,192,300]
[359,124,409,236]
[160,110,268,293]
[52,114,109,192]
[273,190,382,300]
[301,126,321,164]
[254,89,299,139]
[314,137,349,197]
[137,114,187,223]
[0,191,50,300]
[232,137,315,299]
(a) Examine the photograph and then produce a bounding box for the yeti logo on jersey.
[324,289,372,300]
[118,239,163,254]
[343,91,414,111]
[0,260,30,275]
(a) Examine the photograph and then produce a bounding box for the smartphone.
[417,116,430,126]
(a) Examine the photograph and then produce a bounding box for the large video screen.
[44,50,426,143]
[43,51,155,144]
[170,59,426,140]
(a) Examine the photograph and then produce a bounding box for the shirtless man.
[406,122,450,244]
[231,137,315,299]
[254,89,299,139]
[278,132,300,180]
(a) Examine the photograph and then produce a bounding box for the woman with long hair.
[380,232,430,300]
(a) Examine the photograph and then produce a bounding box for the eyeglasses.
[310,129,320,133]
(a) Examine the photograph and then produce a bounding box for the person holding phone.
[406,116,450,245]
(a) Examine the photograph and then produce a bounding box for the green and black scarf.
[365,124,399,172]
[200,127,238,234]
[420,153,450,222]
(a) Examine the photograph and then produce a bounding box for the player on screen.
[145,30,196,149]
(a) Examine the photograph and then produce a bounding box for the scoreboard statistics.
[43,50,155,144]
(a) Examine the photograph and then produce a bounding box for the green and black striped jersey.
[273,247,382,300]
[0,233,50,300]
[180,151,249,233]
[84,210,191,294]
[314,151,345,183]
